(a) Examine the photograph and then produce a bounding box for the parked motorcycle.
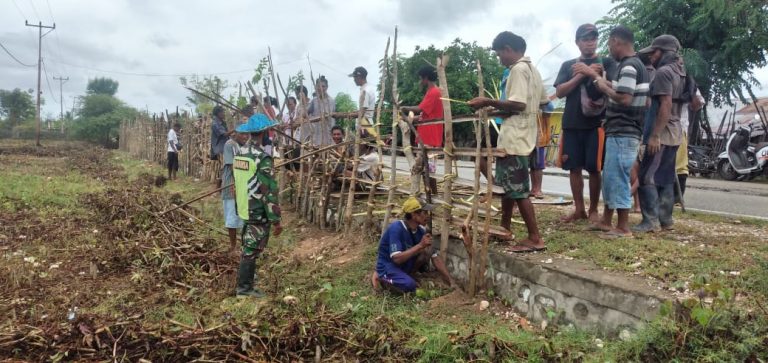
[717,125,768,181]
[687,144,715,178]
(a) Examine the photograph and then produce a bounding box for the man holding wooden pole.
[469,31,549,252]
[232,114,283,298]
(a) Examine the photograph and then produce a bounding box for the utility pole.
[25,21,56,147]
[53,76,69,133]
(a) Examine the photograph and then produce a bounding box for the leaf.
[691,306,714,327]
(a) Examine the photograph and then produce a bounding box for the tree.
[180,75,230,115]
[379,39,504,145]
[86,77,119,96]
[73,93,136,147]
[0,88,35,128]
[599,0,768,107]
[334,92,358,130]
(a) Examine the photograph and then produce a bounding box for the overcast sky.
[2,0,767,120]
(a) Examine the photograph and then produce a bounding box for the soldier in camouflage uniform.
[233,114,283,297]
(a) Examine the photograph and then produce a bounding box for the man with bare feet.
[590,26,649,238]
[554,24,617,223]
[469,31,549,253]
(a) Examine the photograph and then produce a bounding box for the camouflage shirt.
[233,141,281,224]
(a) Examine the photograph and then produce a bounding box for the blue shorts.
[559,128,604,173]
[602,136,640,210]
[222,199,244,229]
[529,147,547,170]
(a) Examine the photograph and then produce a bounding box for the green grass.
[0,169,101,212]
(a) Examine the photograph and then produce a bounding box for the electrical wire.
[41,59,59,104]
[0,41,36,67]
[28,0,41,21]
[44,57,305,78]
[11,0,28,19]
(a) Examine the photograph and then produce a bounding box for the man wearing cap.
[554,23,618,223]
[373,197,453,293]
[232,114,283,297]
[468,31,550,252]
[633,35,686,233]
[350,66,378,138]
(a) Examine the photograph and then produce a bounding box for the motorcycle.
[687,144,715,178]
[717,125,768,181]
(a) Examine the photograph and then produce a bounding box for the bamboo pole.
[478,61,494,294]
[366,37,391,229]
[343,89,366,233]
[467,60,485,296]
[437,55,454,255]
[382,27,399,231]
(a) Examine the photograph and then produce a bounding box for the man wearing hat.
[554,23,618,224]
[634,35,686,233]
[373,197,453,293]
[349,66,379,138]
[232,114,283,297]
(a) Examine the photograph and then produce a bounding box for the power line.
[28,0,41,20]
[10,0,28,19]
[44,0,69,76]
[45,57,305,78]
[0,41,35,67]
[42,59,59,103]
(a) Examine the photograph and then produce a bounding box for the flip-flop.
[598,230,633,240]
[509,244,547,253]
[587,224,611,232]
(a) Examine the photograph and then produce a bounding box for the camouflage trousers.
[241,223,271,259]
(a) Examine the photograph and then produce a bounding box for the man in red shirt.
[402,66,444,147]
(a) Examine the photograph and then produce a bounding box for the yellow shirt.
[497,57,549,156]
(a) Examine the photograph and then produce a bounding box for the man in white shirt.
[349,66,378,138]
[167,123,181,180]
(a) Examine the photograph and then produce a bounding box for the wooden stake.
[383,27,399,231]
[367,37,391,229]
[437,55,454,255]
[467,60,485,296]
[343,85,366,233]
[479,61,495,294]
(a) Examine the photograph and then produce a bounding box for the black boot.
[235,258,263,297]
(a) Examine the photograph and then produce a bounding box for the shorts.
[167,152,179,171]
[223,199,244,229]
[479,123,500,148]
[639,145,679,187]
[558,128,604,173]
[602,136,640,210]
[529,147,546,170]
[495,155,530,200]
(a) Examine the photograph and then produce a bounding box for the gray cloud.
[396,0,494,34]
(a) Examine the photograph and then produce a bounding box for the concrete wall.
[441,237,670,334]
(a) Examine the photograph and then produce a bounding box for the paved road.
[390,156,768,220]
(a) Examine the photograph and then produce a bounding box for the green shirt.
[233,142,281,224]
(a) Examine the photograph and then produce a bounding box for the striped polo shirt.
[604,55,650,139]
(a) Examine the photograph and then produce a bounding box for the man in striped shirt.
[592,26,649,238]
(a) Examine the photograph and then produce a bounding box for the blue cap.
[236,113,277,133]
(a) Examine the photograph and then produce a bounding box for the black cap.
[348,66,368,78]
[575,23,598,40]
[638,34,681,54]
